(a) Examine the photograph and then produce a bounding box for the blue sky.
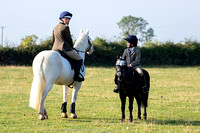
[0,0,200,46]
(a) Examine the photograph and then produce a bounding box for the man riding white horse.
[114,35,149,93]
[51,11,84,82]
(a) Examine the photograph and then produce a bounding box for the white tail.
[29,57,45,110]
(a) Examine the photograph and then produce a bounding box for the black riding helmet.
[125,35,138,47]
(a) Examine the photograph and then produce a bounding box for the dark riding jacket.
[51,23,74,52]
[122,47,141,69]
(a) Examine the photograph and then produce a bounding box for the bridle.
[116,65,127,82]
[116,58,127,82]
[68,36,92,88]
[75,36,93,53]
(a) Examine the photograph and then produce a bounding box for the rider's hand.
[127,64,132,68]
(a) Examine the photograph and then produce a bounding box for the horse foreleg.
[143,107,147,120]
[70,82,82,119]
[38,84,53,120]
[128,96,134,122]
[61,85,69,118]
[120,93,126,122]
[44,107,48,119]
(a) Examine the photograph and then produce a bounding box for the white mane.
[74,29,89,51]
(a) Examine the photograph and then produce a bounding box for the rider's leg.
[135,67,148,93]
[64,50,84,82]
[64,50,82,60]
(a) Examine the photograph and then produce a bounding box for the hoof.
[137,116,141,119]
[44,114,48,119]
[120,118,125,123]
[143,116,147,120]
[70,113,77,119]
[38,114,45,120]
[61,113,68,118]
[129,119,133,123]
[129,118,133,123]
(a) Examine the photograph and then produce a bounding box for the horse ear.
[85,29,89,35]
[79,29,83,35]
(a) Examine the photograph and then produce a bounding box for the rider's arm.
[64,26,73,48]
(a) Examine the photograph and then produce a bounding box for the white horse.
[29,29,93,120]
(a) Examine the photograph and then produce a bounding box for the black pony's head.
[115,57,136,84]
[115,57,127,82]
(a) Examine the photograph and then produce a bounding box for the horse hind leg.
[44,107,48,119]
[61,102,68,118]
[61,85,68,118]
[143,107,147,120]
[38,83,53,120]
[141,94,148,120]
[70,103,77,119]
[135,95,141,119]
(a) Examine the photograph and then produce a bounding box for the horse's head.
[115,57,127,82]
[74,29,94,55]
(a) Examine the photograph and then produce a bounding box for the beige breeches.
[135,67,143,76]
[64,50,82,60]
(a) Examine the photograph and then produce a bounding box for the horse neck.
[73,43,86,62]
[78,52,86,62]
[73,34,88,62]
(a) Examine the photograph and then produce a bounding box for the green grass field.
[0,66,199,132]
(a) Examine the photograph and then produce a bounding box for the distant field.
[0,66,199,132]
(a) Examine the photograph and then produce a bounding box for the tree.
[19,35,38,48]
[117,15,155,43]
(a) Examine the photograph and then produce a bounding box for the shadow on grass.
[145,118,200,126]
[85,64,200,69]
[64,116,121,124]
[63,117,200,126]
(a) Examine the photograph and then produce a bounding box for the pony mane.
[74,30,88,51]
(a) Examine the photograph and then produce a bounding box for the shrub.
[0,37,199,66]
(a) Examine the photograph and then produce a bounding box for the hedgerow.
[0,38,199,66]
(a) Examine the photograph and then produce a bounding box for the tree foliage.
[117,15,155,43]
[19,35,38,48]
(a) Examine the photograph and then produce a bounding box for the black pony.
[115,57,150,122]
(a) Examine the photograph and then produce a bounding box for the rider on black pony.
[114,35,149,93]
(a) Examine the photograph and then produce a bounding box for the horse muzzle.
[87,46,94,55]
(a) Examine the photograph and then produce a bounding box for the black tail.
[141,69,150,107]
[142,69,150,91]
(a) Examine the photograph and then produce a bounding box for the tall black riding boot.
[141,75,149,93]
[74,59,84,82]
